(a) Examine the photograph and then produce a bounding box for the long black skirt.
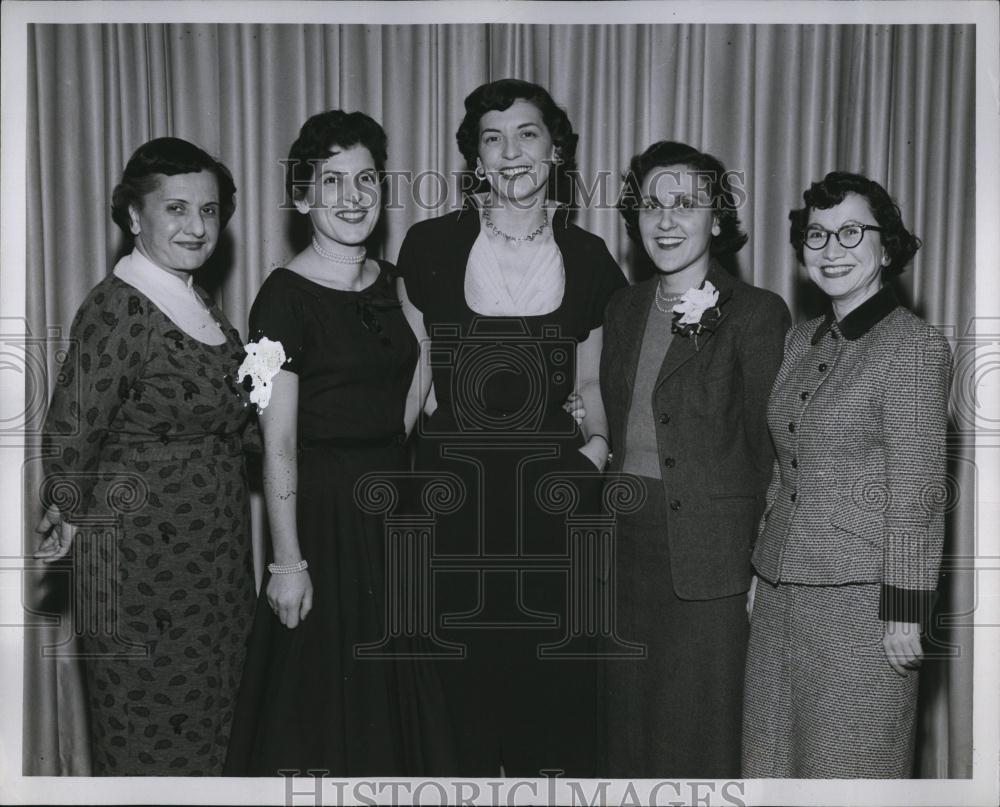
[600,475,748,779]
[223,442,454,776]
[416,420,604,777]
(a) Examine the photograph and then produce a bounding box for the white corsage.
[671,280,724,345]
[237,336,287,410]
[672,281,720,325]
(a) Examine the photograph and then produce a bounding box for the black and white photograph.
[1,1,997,805]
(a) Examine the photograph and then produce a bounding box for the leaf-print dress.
[41,274,256,776]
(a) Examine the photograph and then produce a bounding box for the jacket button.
[800,391,809,401]
[790,490,798,502]
[818,362,828,373]
[791,457,798,469]
[669,500,681,511]
[659,413,670,424]
[788,422,796,433]
[663,457,675,468]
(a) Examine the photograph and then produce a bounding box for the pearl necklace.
[654,283,686,313]
[312,236,366,265]
[481,206,549,244]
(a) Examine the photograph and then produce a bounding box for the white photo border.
[2,2,997,805]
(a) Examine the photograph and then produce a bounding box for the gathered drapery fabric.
[24,22,974,777]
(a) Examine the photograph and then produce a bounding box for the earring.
[711,222,721,237]
[474,165,487,181]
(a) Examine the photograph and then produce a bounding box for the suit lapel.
[618,280,657,398]
[652,263,736,392]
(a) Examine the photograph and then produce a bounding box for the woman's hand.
[563,392,587,424]
[34,506,75,562]
[578,435,609,470]
[883,620,923,675]
[266,570,314,629]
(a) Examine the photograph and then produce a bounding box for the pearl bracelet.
[268,559,309,575]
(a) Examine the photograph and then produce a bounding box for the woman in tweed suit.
[743,172,953,778]
[599,141,790,777]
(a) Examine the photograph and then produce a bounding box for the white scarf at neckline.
[113,250,227,346]
[464,229,565,317]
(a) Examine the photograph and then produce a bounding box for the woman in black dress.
[35,137,256,775]
[396,79,626,776]
[223,110,434,775]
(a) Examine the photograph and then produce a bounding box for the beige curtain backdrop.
[23,23,975,777]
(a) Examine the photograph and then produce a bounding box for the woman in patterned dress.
[35,137,257,775]
[742,172,953,777]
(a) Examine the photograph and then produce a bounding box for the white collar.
[113,249,227,345]
[126,248,196,290]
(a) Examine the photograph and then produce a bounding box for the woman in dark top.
[600,141,790,778]
[223,110,435,775]
[35,137,256,775]
[396,79,626,777]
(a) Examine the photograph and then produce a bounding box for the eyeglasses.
[803,223,882,250]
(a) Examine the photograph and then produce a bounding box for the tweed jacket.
[751,286,953,623]
[601,264,791,600]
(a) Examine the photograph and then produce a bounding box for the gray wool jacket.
[751,286,954,623]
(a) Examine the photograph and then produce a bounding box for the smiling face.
[128,172,221,279]
[477,99,557,204]
[637,164,718,286]
[295,144,380,249]
[804,192,887,317]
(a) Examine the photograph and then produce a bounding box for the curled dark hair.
[617,141,748,256]
[789,171,921,275]
[284,110,388,205]
[111,137,237,238]
[455,79,578,203]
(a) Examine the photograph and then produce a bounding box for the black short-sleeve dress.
[223,263,441,776]
[396,207,626,777]
[41,274,257,776]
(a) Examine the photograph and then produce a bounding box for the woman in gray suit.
[742,171,953,778]
[599,141,790,777]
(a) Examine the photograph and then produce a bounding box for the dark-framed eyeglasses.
[803,223,883,250]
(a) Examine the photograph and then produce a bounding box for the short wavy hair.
[455,79,578,203]
[111,137,237,238]
[617,140,748,256]
[284,109,388,205]
[789,171,921,275]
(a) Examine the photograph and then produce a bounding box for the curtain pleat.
[24,22,975,778]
